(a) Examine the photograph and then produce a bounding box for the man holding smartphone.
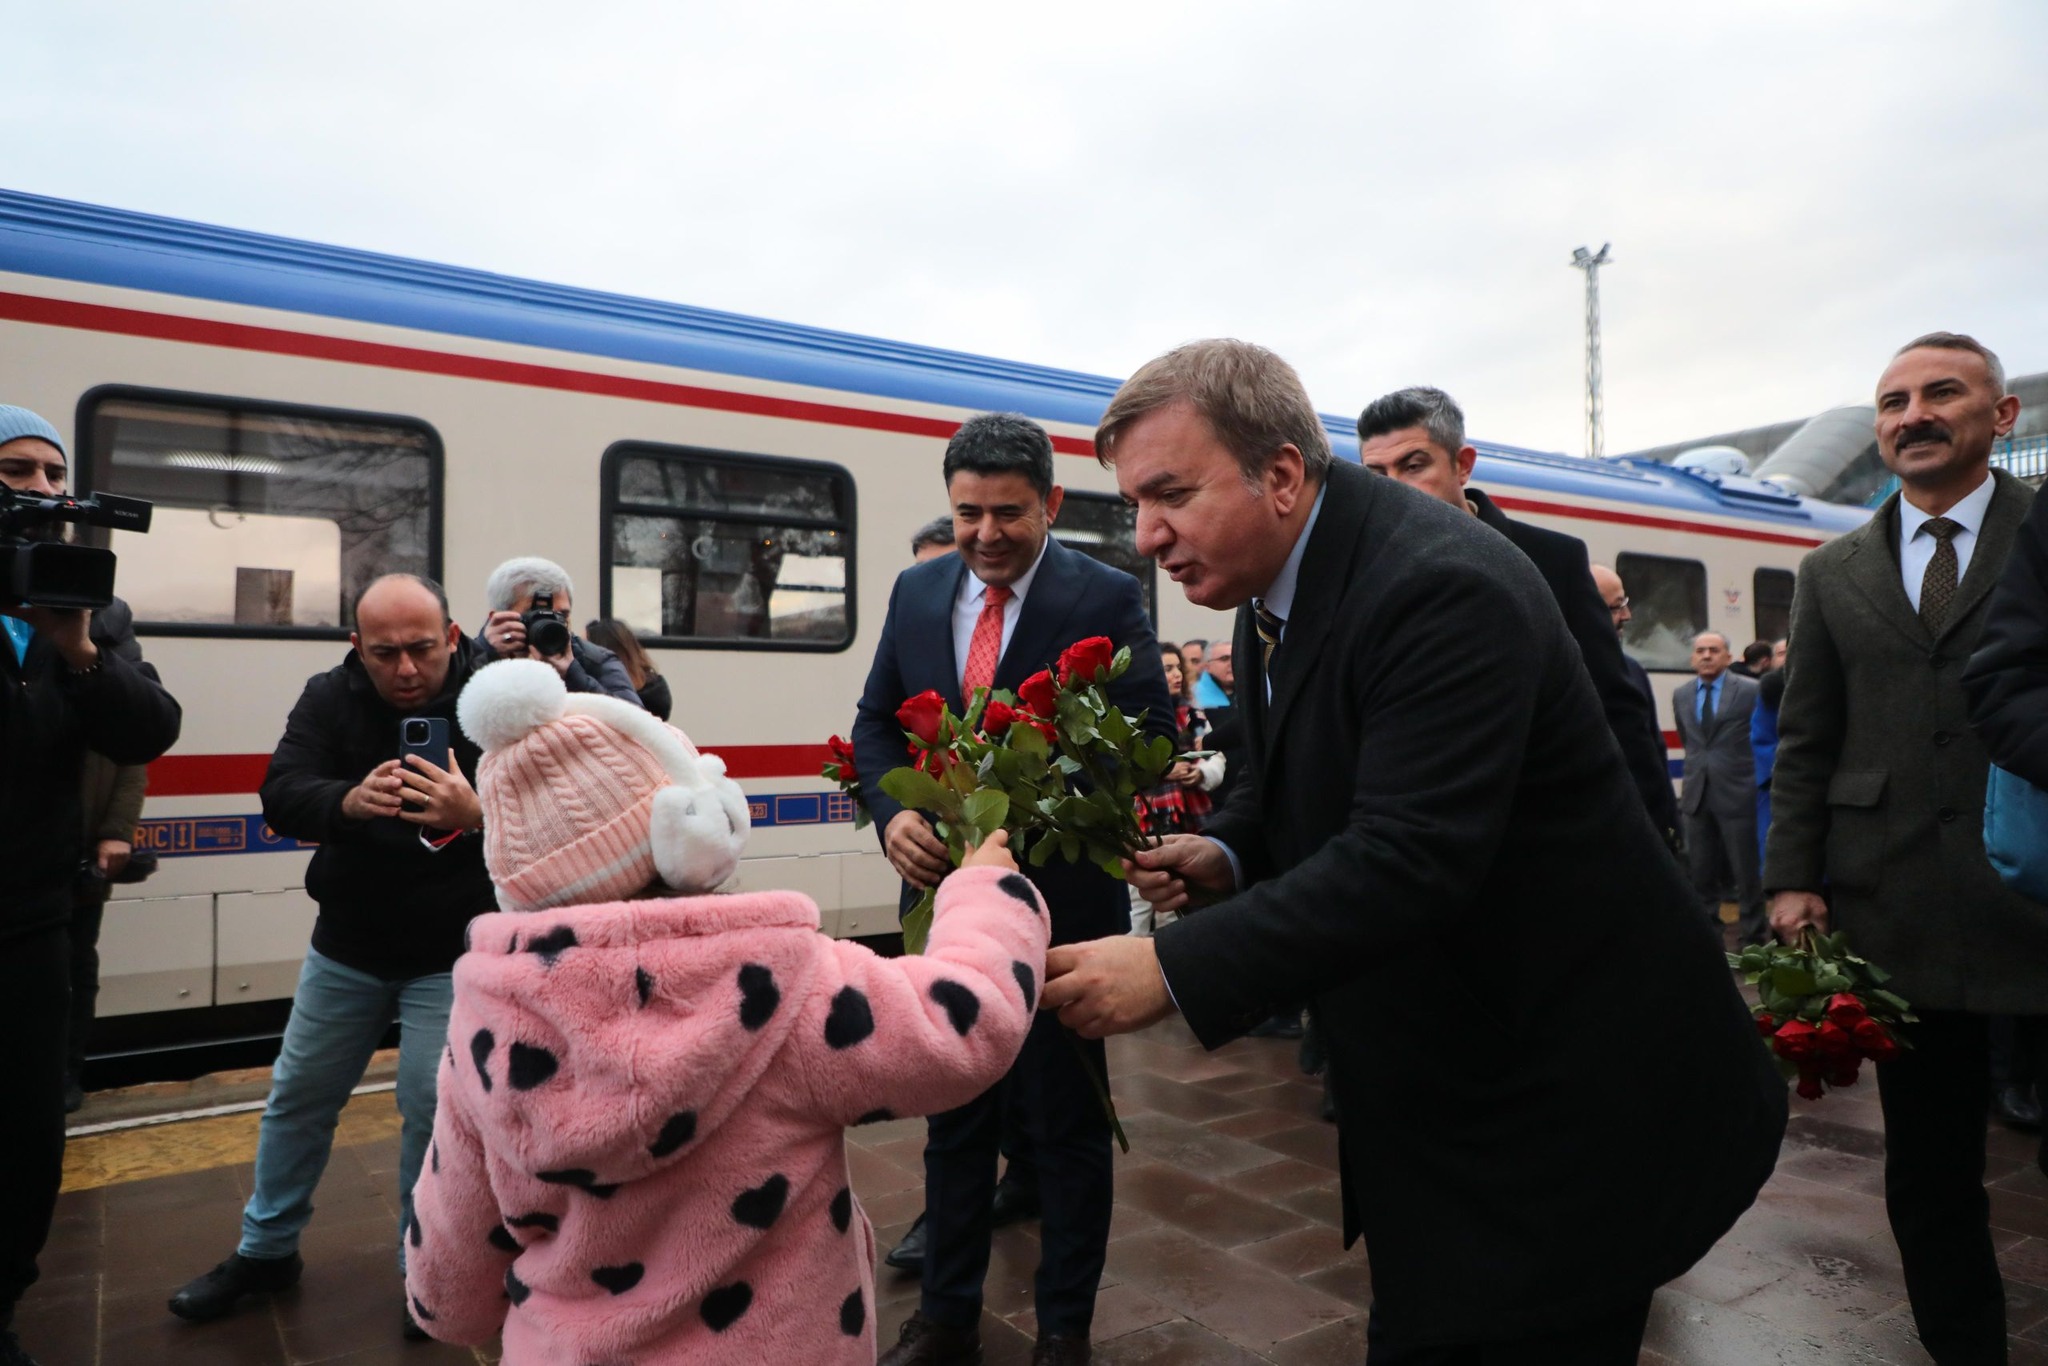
[168,574,493,1341]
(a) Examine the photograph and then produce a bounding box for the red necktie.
[961,584,1013,697]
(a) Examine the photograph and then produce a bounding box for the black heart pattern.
[830,1186,852,1234]
[738,964,780,1030]
[854,1108,894,1125]
[996,873,1041,913]
[635,966,653,1007]
[488,1225,518,1253]
[839,1287,864,1336]
[649,1110,698,1158]
[824,986,874,1049]
[590,1262,644,1295]
[929,979,979,1035]
[1012,961,1036,1006]
[731,1174,789,1229]
[700,1282,752,1332]
[470,1028,495,1093]
[507,1042,559,1091]
[537,1168,620,1198]
[526,924,577,965]
[505,1267,531,1307]
[504,1212,559,1232]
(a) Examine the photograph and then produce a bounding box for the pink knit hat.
[456,660,750,912]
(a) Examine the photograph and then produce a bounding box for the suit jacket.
[1766,470,2048,1013]
[1672,671,1760,819]
[1964,482,2048,790]
[851,536,1176,944]
[1467,488,1677,835]
[1154,461,1784,1345]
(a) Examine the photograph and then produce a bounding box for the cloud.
[4,0,2043,455]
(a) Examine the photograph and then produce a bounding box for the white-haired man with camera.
[475,556,643,706]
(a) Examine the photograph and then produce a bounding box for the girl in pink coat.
[405,661,1047,1365]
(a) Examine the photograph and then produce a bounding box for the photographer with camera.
[0,405,181,1366]
[168,573,492,1342]
[472,556,642,706]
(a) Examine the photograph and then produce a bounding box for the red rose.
[1795,1063,1825,1101]
[827,734,859,780]
[1057,636,1115,688]
[1815,1021,1856,1058]
[1825,993,1868,1029]
[982,700,1018,737]
[1851,1017,1900,1061]
[1027,718,1059,743]
[1772,1019,1819,1062]
[898,690,947,747]
[1754,1012,1777,1038]
[1018,670,1059,718]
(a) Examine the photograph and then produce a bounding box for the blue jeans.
[238,948,452,1268]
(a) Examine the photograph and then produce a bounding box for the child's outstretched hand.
[959,829,1018,873]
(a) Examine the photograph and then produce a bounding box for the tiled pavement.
[22,1014,2048,1364]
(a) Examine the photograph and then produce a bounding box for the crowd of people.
[1,323,2044,1366]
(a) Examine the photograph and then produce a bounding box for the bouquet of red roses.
[1729,930,1915,1100]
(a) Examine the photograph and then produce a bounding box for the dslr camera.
[0,485,153,611]
[521,591,571,658]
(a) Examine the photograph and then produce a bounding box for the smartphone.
[399,716,449,805]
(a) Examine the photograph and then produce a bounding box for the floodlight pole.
[1570,243,1612,459]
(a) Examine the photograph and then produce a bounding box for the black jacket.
[465,635,643,708]
[636,672,673,722]
[1467,487,1678,836]
[1966,483,2048,789]
[2,598,181,938]
[1155,462,1784,1345]
[852,537,1176,943]
[261,635,496,980]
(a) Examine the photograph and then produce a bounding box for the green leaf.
[900,887,937,956]
[961,788,1010,833]
[1766,966,1819,997]
[1009,723,1050,758]
[877,767,955,816]
[1028,836,1058,866]
[1098,706,1131,746]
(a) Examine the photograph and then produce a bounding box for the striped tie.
[1254,601,1285,672]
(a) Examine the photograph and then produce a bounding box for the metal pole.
[1570,244,1612,459]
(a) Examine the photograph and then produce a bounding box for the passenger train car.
[0,190,1869,1061]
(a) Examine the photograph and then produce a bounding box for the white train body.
[0,191,1869,1029]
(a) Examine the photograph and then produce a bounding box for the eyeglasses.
[1606,596,1630,614]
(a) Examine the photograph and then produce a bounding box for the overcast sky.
[5,1,2045,455]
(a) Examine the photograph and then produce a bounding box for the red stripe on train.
[0,291,1099,457]
[1490,495,1826,548]
[147,744,831,796]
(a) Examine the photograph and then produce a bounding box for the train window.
[601,443,854,651]
[1615,552,1707,671]
[1754,567,1795,645]
[77,389,440,636]
[1058,492,1156,620]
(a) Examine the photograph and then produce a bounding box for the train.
[0,189,1870,1064]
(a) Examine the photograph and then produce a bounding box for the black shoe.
[0,1328,43,1366]
[883,1212,928,1273]
[1320,1075,1338,1124]
[62,1076,84,1115]
[1994,1084,2043,1132]
[167,1252,303,1322]
[991,1178,1041,1227]
[1247,1011,1303,1040]
[1032,1333,1091,1365]
[878,1310,982,1366]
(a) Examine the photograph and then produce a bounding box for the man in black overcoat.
[853,413,1175,1366]
[1355,385,1677,843]
[1041,341,1786,1364]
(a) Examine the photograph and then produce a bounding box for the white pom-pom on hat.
[457,658,569,752]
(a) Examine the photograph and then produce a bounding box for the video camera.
[0,486,153,611]
[521,590,571,658]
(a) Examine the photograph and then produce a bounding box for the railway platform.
[21,1014,2048,1365]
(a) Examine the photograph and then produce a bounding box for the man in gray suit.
[1768,331,2041,1366]
[1673,631,1766,945]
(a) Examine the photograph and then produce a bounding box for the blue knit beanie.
[0,405,65,456]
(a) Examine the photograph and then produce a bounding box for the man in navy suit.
[855,412,1175,1366]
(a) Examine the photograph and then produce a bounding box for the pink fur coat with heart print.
[404,864,1048,1364]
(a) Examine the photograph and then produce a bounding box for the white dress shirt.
[1898,472,1997,611]
[951,536,1050,684]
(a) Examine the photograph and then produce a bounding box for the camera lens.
[404,719,428,743]
[527,615,571,658]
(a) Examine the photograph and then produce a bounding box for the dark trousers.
[1684,806,1766,944]
[1365,1292,1653,1364]
[0,925,71,1329]
[66,890,107,1078]
[1877,1009,2018,1365]
[922,1008,1111,1337]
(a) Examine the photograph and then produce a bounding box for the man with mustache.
[1767,332,2040,1365]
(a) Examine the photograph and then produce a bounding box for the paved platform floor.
[21,1014,2048,1364]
